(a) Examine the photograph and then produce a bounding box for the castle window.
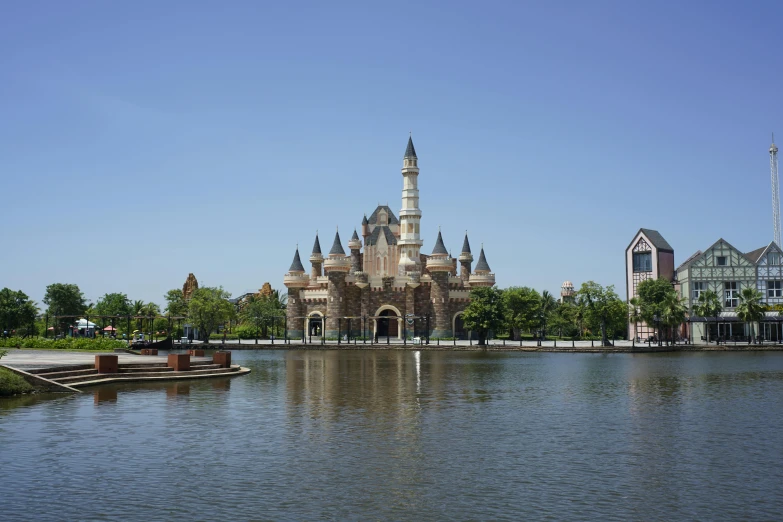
[383,257,387,272]
[376,257,380,273]
[379,212,387,225]
[407,223,413,233]
[415,223,419,234]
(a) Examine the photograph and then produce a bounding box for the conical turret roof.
[461,233,471,254]
[361,214,368,225]
[329,230,346,256]
[432,231,448,256]
[404,136,417,159]
[351,229,360,241]
[311,234,322,255]
[475,247,491,272]
[289,248,305,272]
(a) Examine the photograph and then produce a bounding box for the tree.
[94,293,131,318]
[736,287,765,343]
[240,295,278,340]
[43,283,86,318]
[0,288,38,336]
[636,277,679,343]
[693,290,722,344]
[462,287,505,346]
[539,290,557,339]
[628,297,642,341]
[576,281,623,346]
[187,287,235,343]
[660,292,687,344]
[164,289,188,317]
[503,287,541,340]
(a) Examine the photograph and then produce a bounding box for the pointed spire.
[311,232,322,255]
[351,229,359,241]
[404,135,417,159]
[362,214,368,225]
[431,230,448,256]
[475,247,491,273]
[329,230,346,256]
[289,247,305,272]
[461,231,471,254]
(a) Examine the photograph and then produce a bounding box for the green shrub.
[0,367,34,396]
[0,336,125,351]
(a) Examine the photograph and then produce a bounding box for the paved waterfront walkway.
[1,350,213,371]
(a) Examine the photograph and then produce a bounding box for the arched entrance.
[373,305,402,340]
[304,312,324,337]
[453,312,467,340]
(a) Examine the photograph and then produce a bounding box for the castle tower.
[283,247,310,338]
[469,246,496,287]
[397,136,423,275]
[459,232,473,282]
[323,230,351,337]
[309,232,323,281]
[426,230,453,338]
[348,229,362,274]
[361,214,369,239]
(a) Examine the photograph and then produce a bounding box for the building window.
[724,282,739,308]
[376,257,380,273]
[407,223,413,233]
[717,256,727,266]
[693,282,705,300]
[415,223,420,234]
[383,257,387,272]
[379,212,387,225]
[632,252,652,272]
[769,281,782,298]
[769,252,781,265]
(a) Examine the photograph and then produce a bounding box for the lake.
[1,350,782,521]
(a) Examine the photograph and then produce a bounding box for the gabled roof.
[676,250,703,272]
[329,231,345,256]
[475,248,491,272]
[461,233,471,254]
[365,226,397,246]
[311,234,322,255]
[633,228,674,252]
[746,241,782,264]
[745,245,767,264]
[432,231,448,255]
[404,136,417,159]
[289,248,305,272]
[367,205,399,225]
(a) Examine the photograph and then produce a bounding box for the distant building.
[625,228,675,341]
[560,281,575,303]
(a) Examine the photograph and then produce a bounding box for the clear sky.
[2,1,783,308]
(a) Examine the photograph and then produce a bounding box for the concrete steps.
[69,365,243,387]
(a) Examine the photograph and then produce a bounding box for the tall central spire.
[398,135,423,275]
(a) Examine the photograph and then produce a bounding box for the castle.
[284,137,496,340]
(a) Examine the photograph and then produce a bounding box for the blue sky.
[2,1,782,307]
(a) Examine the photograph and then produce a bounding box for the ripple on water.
[1,350,783,521]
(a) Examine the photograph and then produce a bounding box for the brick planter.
[141,348,158,356]
[167,353,190,372]
[188,349,205,357]
[95,355,118,374]
[213,351,231,368]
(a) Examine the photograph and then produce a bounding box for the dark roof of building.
[289,248,305,272]
[404,136,417,159]
[676,250,703,272]
[350,229,360,241]
[432,231,448,255]
[639,228,674,252]
[365,225,397,246]
[461,233,471,254]
[745,245,767,264]
[311,234,321,255]
[367,205,399,225]
[362,214,368,225]
[329,231,345,255]
[475,248,491,272]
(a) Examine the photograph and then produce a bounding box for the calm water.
[2,350,783,521]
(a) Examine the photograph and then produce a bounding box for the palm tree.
[660,293,687,345]
[736,287,764,343]
[539,290,557,339]
[628,297,642,342]
[693,290,722,344]
[132,300,145,330]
